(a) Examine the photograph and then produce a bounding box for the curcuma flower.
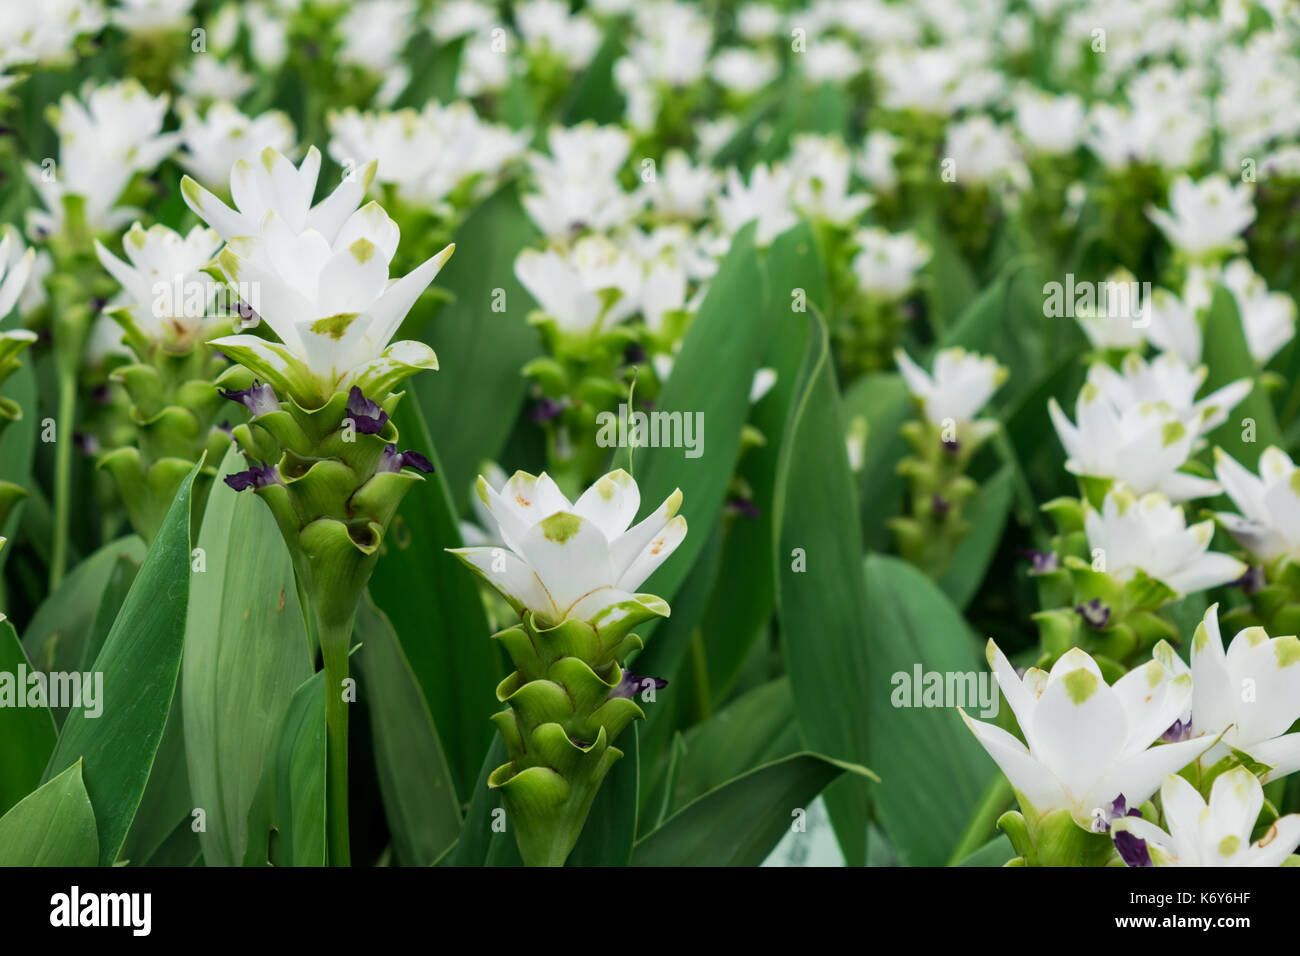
[1214,447,1300,565]
[1111,769,1300,866]
[1048,383,1220,502]
[962,643,1208,831]
[1146,174,1255,262]
[181,145,454,408]
[1084,353,1250,445]
[93,223,222,352]
[895,347,1006,446]
[851,228,931,302]
[1182,605,1300,782]
[450,468,686,627]
[450,468,686,866]
[0,230,35,319]
[1084,488,1247,598]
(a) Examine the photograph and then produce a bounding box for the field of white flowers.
[1,0,1299,877]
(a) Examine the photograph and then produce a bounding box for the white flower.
[850,228,931,301]
[736,3,783,40]
[1013,89,1085,155]
[457,26,514,97]
[516,0,600,70]
[715,164,797,246]
[858,130,901,193]
[1220,258,1296,366]
[522,124,641,238]
[709,48,776,97]
[943,116,1024,186]
[337,0,416,75]
[1181,604,1300,781]
[1083,488,1246,597]
[450,469,687,627]
[177,101,296,192]
[621,1,712,88]
[93,223,222,350]
[112,0,193,34]
[1142,286,1203,366]
[800,37,862,83]
[1112,769,1300,866]
[429,0,494,41]
[515,236,641,334]
[4,1,107,65]
[174,54,253,102]
[1214,446,1300,565]
[0,229,36,321]
[962,643,1207,826]
[244,2,288,68]
[182,146,454,404]
[1147,174,1255,261]
[639,150,720,221]
[1072,269,1149,351]
[1084,352,1251,443]
[894,347,1005,440]
[1048,383,1221,501]
[0,228,49,317]
[788,134,873,227]
[27,80,181,238]
[328,103,528,212]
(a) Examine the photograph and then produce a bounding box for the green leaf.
[371,398,501,799]
[562,22,625,123]
[774,309,875,864]
[247,668,328,867]
[355,592,461,867]
[42,461,200,867]
[704,222,828,703]
[863,554,997,866]
[0,358,35,567]
[1202,284,1281,470]
[632,222,768,609]
[937,465,1015,609]
[0,618,56,815]
[0,760,98,866]
[666,677,800,815]
[22,536,147,694]
[842,372,911,552]
[567,725,638,867]
[631,753,873,866]
[413,182,542,512]
[183,448,312,867]
[441,736,524,867]
[954,835,1015,867]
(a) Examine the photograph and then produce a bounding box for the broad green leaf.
[22,536,147,685]
[0,760,97,866]
[355,592,461,867]
[184,448,312,867]
[941,263,1045,410]
[0,358,35,571]
[370,399,501,799]
[667,677,800,815]
[414,182,542,512]
[42,461,200,867]
[441,735,524,867]
[632,223,767,609]
[863,554,997,866]
[937,465,1015,609]
[562,22,625,123]
[842,372,911,552]
[631,753,873,866]
[0,618,56,815]
[244,668,329,867]
[955,835,1015,867]
[567,725,638,867]
[1203,285,1281,470]
[704,222,827,704]
[774,309,874,864]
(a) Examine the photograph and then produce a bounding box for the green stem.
[50,371,77,592]
[319,617,352,867]
[946,774,1014,865]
